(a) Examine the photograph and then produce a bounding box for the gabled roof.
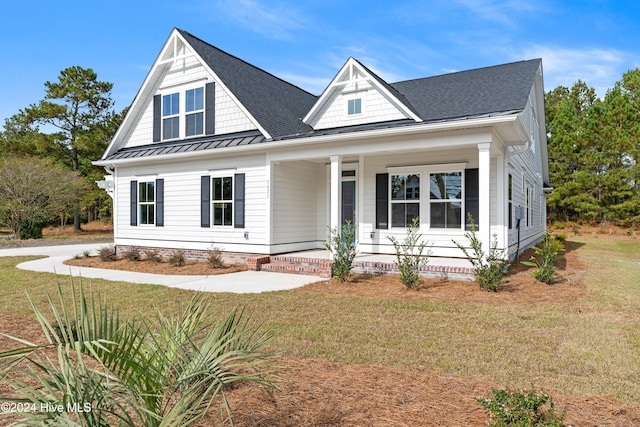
[392,59,541,123]
[98,29,543,164]
[177,30,317,138]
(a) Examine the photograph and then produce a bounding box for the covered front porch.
[266,128,508,261]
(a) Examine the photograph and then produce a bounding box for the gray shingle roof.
[391,59,541,123]
[104,30,541,161]
[177,29,317,139]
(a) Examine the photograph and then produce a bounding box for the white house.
[95,28,549,276]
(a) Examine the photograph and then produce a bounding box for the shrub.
[168,249,186,267]
[388,217,432,289]
[0,283,280,426]
[453,214,509,292]
[521,233,564,284]
[98,245,117,262]
[124,246,142,261]
[553,233,567,242]
[477,387,566,426]
[144,248,163,263]
[324,221,357,282]
[207,245,225,268]
[82,250,91,257]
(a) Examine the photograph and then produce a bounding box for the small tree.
[325,221,357,282]
[453,214,510,292]
[388,217,432,289]
[521,233,564,284]
[0,156,87,238]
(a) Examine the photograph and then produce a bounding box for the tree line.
[545,69,640,227]
[0,65,639,238]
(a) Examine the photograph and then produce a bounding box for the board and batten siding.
[125,55,256,149]
[114,154,269,253]
[271,161,326,250]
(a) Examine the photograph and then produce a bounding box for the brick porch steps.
[259,255,333,278]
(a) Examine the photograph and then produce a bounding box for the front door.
[341,180,356,226]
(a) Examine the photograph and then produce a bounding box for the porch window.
[429,172,462,229]
[212,176,233,226]
[162,93,179,140]
[138,181,155,225]
[390,174,420,227]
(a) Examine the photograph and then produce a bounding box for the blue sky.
[1,0,639,124]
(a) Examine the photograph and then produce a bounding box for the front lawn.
[1,236,639,425]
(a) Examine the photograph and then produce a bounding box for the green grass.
[1,237,639,403]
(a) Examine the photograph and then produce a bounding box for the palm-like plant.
[0,281,279,426]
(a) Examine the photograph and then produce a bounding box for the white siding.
[271,161,325,248]
[126,56,256,149]
[114,154,269,253]
[313,84,407,130]
[507,88,547,253]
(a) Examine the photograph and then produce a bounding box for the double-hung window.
[391,174,420,227]
[185,87,204,136]
[429,172,462,229]
[138,181,156,225]
[212,176,233,226]
[162,93,179,140]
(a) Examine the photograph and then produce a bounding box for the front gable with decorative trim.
[96,28,549,276]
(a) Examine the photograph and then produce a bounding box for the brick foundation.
[114,245,474,280]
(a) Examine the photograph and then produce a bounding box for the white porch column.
[478,143,492,251]
[330,155,342,232]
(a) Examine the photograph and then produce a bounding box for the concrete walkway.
[0,243,325,293]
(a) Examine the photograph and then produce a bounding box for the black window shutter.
[130,180,138,226]
[205,82,215,135]
[234,173,245,229]
[464,168,479,231]
[153,95,161,142]
[201,176,211,228]
[156,178,164,227]
[375,173,389,229]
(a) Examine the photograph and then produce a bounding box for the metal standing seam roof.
[103,131,266,161]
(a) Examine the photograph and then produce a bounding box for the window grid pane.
[163,117,179,139]
[186,112,203,136]
[162,93,179,116]
[429,172,462,229]
[186,88,204,112]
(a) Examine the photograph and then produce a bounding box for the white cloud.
[453,0,549,26]
[214,0,307,40]
[519,45,627,96]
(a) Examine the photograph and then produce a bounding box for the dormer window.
[347,98,362,115]
[185,87,204,136]
[153,82,215,143]
[162,93,180,139]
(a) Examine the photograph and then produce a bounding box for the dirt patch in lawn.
[64,256,247,276]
